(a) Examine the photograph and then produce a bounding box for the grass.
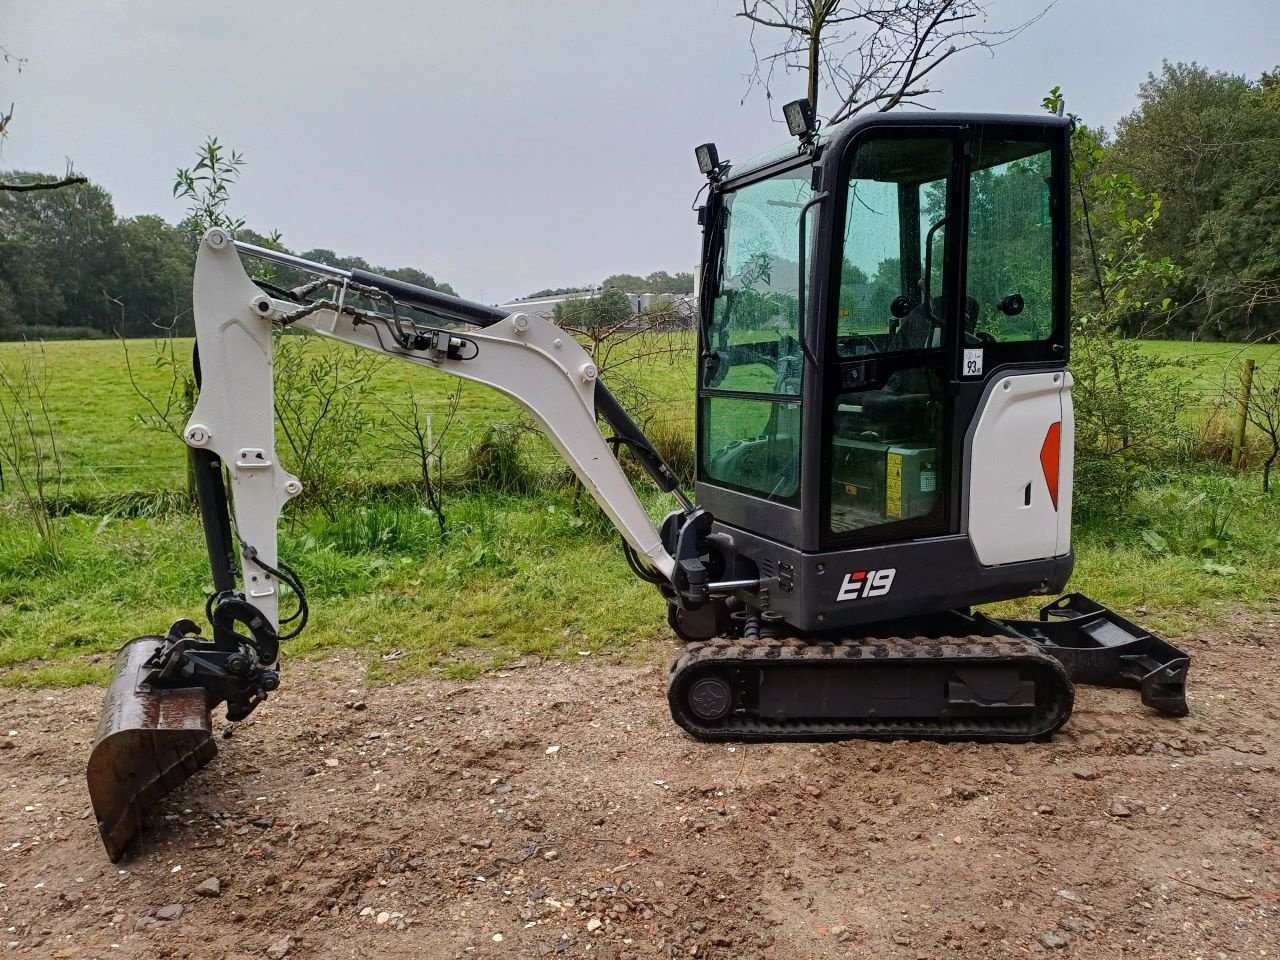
[0,489,668,687]
[0,335,1277,688]
[0,336,695,498]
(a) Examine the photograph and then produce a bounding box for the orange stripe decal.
[1040,421,1062,511]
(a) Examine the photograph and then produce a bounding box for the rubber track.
[667,634,1075,743]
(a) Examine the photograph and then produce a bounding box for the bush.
[645,418,696,486]
[462,423,540,494]
[1073,456,1144,525]
[1070,329,1190,462]
[0,325,108,341]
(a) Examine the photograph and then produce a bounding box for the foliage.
[0,174,131,336]
[1108,62,1280,339]
[645,418,696,486]
[554,290,692,427]
[1240,355,1280,491]
[273,333,387,519]
[173,136,246,234]
[554,288,633,331]
[602,271,695,295]
[1069,332,1189,463]
[0,171,195,338]
[1071,456,1141,524]
[1042,87,1193,496]
[461,423,541,494]
[525,272,694,301]
[526,285,594,298]
[382,388,461,536]
[0,149,458,341]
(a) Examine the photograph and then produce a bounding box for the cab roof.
[719,111,1070,185]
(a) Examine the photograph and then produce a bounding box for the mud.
[2,610,1278,959]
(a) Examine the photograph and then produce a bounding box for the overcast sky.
[2,1,1277,302]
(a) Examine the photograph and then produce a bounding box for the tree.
[1110,63,1251,262]
[553,290,690,426]
[111,215,195,334]
[0,173,122,335]
[1108,62,1280,340]
[554,288,634,331]
[602,271,695,294]
[737,0,1045,123]
[1241,357,1280,493]
[526,285,594,298]
[1042,87,1192,517]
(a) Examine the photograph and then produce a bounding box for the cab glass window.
[703,166,812,395]
[836,138,953,358]
[965,140,1056,343]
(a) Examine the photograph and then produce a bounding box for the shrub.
[0,325,108,341]
[645,418,696,486]
[462,423,540,494]
[1073,456,1143,525]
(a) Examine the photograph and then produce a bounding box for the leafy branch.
[174,136,246,233]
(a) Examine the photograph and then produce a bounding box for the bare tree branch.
[737,0,1050,123]
[0,174,89,192]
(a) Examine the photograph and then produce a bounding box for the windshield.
[703,166,812,396]
[698,164,811,505]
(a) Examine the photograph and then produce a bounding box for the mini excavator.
[88,106,1191,861]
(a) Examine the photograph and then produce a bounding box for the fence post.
[1231,357,1256,470]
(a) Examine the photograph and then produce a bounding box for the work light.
[783,98,816,141]
[695,143,720,177]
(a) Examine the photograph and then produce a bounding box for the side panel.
[1056,373,1075,556]
[710,521,1073,633]
[967,371,1069,566]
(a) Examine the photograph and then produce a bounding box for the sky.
[2,0,1277,303]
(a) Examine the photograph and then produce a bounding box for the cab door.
[952,127,1072,565]
[819,132,962,548]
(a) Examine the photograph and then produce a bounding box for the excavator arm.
[192,228,682,611]
[87,229,713,860]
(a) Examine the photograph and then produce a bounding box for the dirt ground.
[2,610,1278,960]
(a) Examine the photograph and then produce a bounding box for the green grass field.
[1,336,1277,687]
[0,336,696,499]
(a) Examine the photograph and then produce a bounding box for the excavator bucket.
[87,635,217,862]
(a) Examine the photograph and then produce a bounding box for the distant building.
[498,289,695,328]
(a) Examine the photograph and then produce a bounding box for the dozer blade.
[87,635,217,862]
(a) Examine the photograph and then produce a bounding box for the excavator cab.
[691,113,1073,633]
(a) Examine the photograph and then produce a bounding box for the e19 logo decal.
[836,568,896,601]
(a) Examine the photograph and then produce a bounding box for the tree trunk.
[807,27,820,115]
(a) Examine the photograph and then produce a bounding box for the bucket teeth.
[86,636,217,862]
